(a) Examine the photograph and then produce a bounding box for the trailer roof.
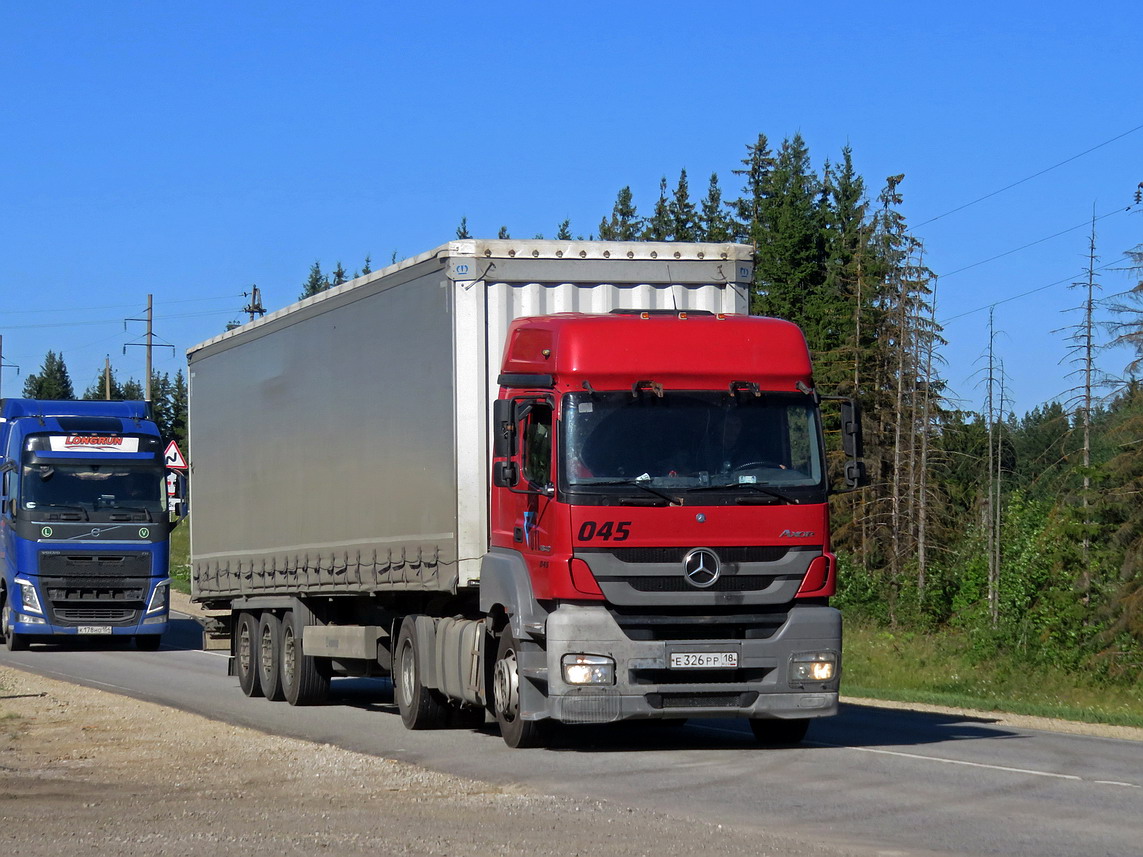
[189,240,754,358]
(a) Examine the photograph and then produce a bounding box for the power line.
[940,256,1129,324]
[938,205,1132,279]
[915,122,1143,228]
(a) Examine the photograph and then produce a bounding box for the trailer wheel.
[749,717,810,745]
[257,612,285,701]
[1,603,27,652]
[236,612,263,698]
[492,631,549,749]
[394,618,449,729]
[281,610,330,706]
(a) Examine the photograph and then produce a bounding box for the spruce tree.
[361,254,373,275]
[331,262,348,287]
[299,261,328,300]
[731,133,775,243]
[643,177,672,241]
[556,219,572,240]
[698,173,733,242]
[668,169,698,242]
[23,351,75,399]
[456,217,471,239]
[599,186,640,241]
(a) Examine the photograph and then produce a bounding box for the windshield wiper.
[687,483,799,504]
[29,503,90,520]
[581,479,683,506]
[105,506,155,521]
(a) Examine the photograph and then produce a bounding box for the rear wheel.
[749,717,810,745]
[492,631,549,749]
[236,612,263,698]
[281,609,330,706]
[394,618,449,729]
[257,612,285,701]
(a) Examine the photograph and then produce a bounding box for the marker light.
[562,654,616,686]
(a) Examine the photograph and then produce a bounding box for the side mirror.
[493,460,519,488]
[840,399,863,459]
[492,399,517,458]
[845,460,868,490]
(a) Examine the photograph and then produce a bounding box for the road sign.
[164,440,188,470]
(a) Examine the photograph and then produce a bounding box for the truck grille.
[625,575,779,593]
[54,608,137,623]
[604,546,788,564]
[608,606,789,641]
[39,552,152,577]
[647,692,759,709]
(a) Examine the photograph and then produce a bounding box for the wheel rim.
[282,625,296,688]
[260,624,274,676]
[493,647,520,723]
[398,640,415,705]
[238,622,253,676]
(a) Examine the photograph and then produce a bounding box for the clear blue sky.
[2,1,1140,414]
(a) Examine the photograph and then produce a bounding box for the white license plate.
[77,626,113,635]
[669,651,738,669]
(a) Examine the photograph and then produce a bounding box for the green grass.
[843,621,1143,729]
[169,517,190,594]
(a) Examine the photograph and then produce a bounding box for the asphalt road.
[2,612,1141,857]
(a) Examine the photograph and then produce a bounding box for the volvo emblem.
[683,548,721,588]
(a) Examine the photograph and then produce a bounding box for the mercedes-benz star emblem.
[683,548,721,588]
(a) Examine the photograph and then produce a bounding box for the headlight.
[789,651,837,683]
[561,654,616,686]
[14,578,43,615]
[146,581,170,614]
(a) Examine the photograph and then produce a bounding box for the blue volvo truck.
[0,399,173,650]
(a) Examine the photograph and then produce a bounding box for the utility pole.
[104,355,112,400]
[0,335,21,399]
[242,286,266,323]
[125,294,174,403]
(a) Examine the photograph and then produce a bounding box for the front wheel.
[749,717,810,745]
[134,634,162,651]
[2,603,28,652]
[492,631,550,749]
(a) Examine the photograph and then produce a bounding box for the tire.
[134,634,162,651]
[257,612,285,701]
[749,717,810,745]
[393,618,449,730]
[2,602,28,652]
[492,630,550,749]
[281,609,330,706]
[236,612,263,698]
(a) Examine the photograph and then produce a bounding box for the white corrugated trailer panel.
[189,240,752,599]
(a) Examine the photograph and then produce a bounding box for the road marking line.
[692,724,1140,789]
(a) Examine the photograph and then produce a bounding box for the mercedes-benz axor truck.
[188,240,863,747]
[0,399,173,650]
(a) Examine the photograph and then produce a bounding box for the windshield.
[20,463,166,519]
[562,391,825,500]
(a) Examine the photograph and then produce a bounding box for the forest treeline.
[17,131,1143,682]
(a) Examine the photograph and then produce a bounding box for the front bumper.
[522,603,841,724]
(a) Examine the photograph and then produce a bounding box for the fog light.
[789,651,837,683]
[561,654,615,686]
[18,614,47,625]
[14,578,43,615]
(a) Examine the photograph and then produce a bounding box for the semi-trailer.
[0,398,173,650]
[188,240,862,747]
